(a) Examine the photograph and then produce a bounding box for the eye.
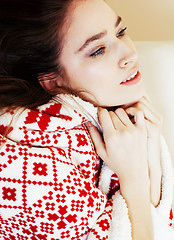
[89,47,106,58]
[116,27,127,38]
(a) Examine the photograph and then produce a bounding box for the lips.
[120,70,141,86]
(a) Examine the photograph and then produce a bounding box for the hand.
[86,107,150,196]
[125,94,162,207]
[85,107,154,240]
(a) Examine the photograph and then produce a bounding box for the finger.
[142,93,153,104]
[136,102,162,127]
[85,122,107,159]
[149,167,162,207]
[138,96,162,122]
[128,98,162,126]
[114,108,134,127]
[150,175,162,207]
[97,107,116,140]
[139,97,156,114]
[149,162,162,207]
[125,107,145,126]
[144,119,160,137]
[137,102,155,123]
[109,111,126,130]
[134,110,146,128]
[130,96,154,116]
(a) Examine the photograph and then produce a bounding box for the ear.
[38,73,64,91]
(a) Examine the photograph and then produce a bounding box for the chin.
[121,91,146,109]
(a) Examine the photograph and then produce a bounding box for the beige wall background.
[106,0,174,41]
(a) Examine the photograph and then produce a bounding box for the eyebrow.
[76,16,122,53]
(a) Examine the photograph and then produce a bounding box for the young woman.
[0,0,173,239]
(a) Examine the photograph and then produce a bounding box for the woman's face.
[58,0,145,107]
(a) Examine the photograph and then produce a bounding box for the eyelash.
[89,27,127,58]
[117,27,127,37]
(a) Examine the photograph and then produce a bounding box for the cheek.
[62,54,120,99]
[66,62,102,89]
[78,60,117,86]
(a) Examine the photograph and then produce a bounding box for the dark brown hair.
[0,0,76,110]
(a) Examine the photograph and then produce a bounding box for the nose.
[118,41,138,68]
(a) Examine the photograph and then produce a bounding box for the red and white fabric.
[0,94,173,239]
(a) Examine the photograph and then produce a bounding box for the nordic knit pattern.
[0,94,173,240]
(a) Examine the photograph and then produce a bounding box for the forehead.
[63,0,117,47]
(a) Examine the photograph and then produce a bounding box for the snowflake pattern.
[97,219,110,231]
[33,162,48,176]
[2,187,17,201]
[0,102,112,239]
[76,133,88,147]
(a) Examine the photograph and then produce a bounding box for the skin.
[57,0,146,107]
[41,0,163,239]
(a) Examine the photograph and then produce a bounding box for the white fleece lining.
[156,135,174,220]
[98,162,114,195]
